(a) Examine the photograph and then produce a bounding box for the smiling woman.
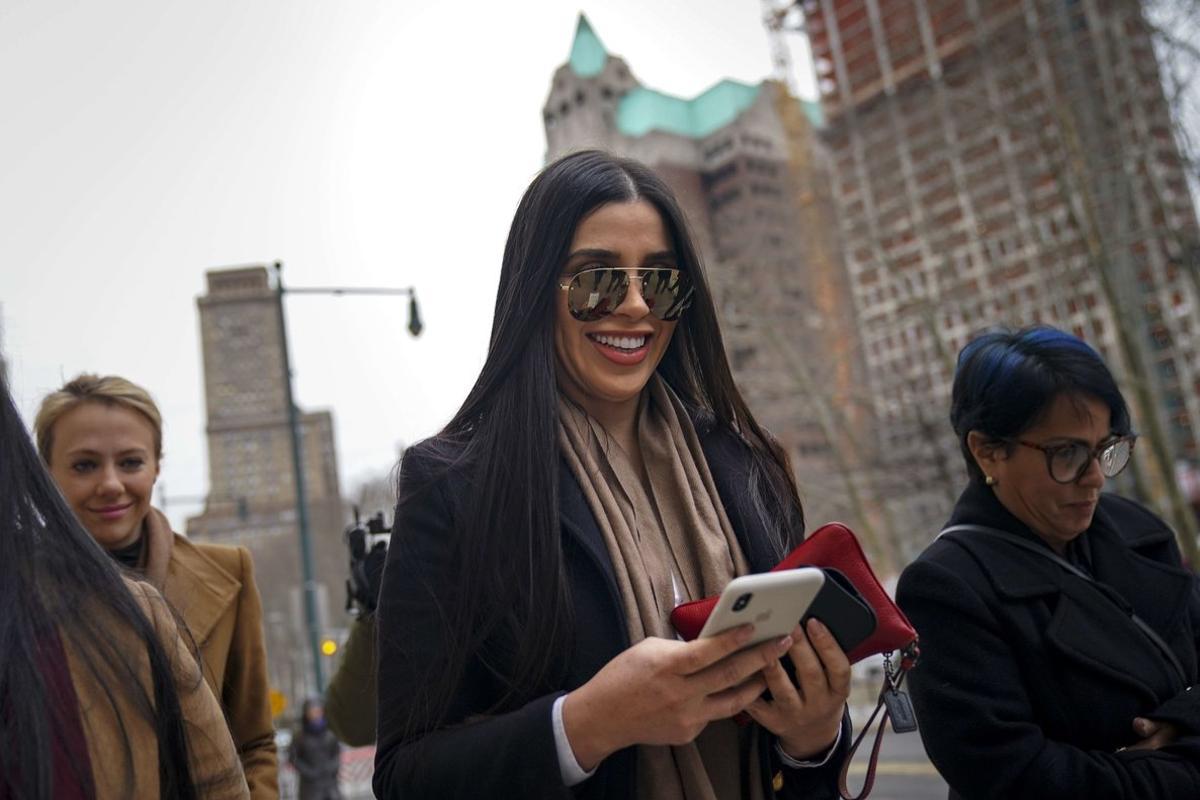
[34,374,278,799]
[0,370,249,800]
[43,401,160,550]
[553,201,687,425]
[373,150,852,800]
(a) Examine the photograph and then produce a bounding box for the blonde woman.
[0,372,248,799]
[36,374,278,799]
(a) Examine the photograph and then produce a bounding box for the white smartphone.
[698,568,827,648]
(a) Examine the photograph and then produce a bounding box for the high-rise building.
[803,0,1200,554]
[544,16,887,559]
[188,266,348,699]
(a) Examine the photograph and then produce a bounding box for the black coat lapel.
[1087,502,1194,646]
[944,484,1194,701]
[946,529,1173,703]
[558,458,625,621]
[1044,583,1177,704]
[696,421,784,574]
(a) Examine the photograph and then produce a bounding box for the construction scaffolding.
[789,0,1200,558]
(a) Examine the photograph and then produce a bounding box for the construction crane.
[761,0,804,96]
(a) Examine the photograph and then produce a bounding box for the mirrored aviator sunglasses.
[560,267,695,322]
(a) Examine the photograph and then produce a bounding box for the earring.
[985,475,997,487]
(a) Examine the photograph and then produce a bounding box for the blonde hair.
[35,374,164,464]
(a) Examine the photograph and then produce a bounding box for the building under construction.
[544,15,886,556]
[801,0,1200,556]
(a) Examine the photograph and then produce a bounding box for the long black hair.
[402,149,804,732]
[0,374,200,798]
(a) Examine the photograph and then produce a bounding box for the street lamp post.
[271,260,421,694]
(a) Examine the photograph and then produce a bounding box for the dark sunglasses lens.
[642,270,693,321]
[1100,439,1132,477]
[567,269,627,321]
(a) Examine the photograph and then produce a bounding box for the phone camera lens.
[732,593,753,612]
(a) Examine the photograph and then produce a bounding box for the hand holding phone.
[698,568,826,647]
[698,567,876,655]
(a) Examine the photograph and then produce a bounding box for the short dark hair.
[950,326,1132,483]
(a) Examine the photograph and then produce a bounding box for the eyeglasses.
[1010,434,1137,484]
[558,267,694,322]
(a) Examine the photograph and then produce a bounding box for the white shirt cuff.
[774,724,843,768]
[553,694,597,786]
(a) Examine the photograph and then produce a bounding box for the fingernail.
[777,635,794,651]
[808,618,829,636]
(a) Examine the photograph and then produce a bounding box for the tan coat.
[68,578,251,799]
[143,509,279,799]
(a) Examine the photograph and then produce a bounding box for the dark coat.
[896,481,1200,799]
[324,615,377,747]
[373,419,849,799]
[288,724,342,800]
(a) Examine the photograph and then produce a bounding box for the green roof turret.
[569,13,608,77]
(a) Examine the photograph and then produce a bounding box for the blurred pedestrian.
[36,374,278,798]
[898,326,1200,798]
[0,372,249,799]
[289,699,343,800]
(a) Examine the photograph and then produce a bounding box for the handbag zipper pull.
[882,652,918,734]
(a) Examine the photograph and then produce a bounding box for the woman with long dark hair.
[374,151,850,799]
[0,374,249,799]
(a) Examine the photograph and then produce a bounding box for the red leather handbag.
[670,522,921,800]
[671,523,916,664]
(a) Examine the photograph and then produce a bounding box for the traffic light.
[268,688,288,719]
[320,638,338,657]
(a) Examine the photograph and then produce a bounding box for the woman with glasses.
[897,326,1200,799]
[373,150,851,799]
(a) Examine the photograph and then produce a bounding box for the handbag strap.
[836,669,908,800]
[939,523,1189,688]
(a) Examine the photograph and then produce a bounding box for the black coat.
[896,481,1200,799]
[288,725,342,800]
[372,419,849,799]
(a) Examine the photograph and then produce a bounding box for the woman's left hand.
[744,618,850,760]
[1127,717,1181,751]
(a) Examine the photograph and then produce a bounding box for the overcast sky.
[0,1,817,529]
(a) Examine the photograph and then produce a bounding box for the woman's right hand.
[561,625,793,770]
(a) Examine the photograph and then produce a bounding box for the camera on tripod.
[344,508,391,617]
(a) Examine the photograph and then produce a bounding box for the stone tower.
[188,265,348,699]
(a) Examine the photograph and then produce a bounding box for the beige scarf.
[558,376,764,800]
